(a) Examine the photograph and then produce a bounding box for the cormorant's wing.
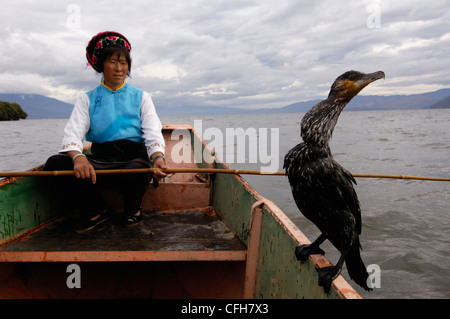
[319,161,362,235]
[284,143,362,235]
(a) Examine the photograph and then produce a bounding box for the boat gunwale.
[0,123,361,299]
[0,250,247,262]
[253,199,362,299]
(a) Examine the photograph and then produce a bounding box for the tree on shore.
[0,101,28,120]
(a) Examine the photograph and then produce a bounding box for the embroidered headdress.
[86,31,132,72]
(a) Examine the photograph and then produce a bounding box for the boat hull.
[0,124,360,299]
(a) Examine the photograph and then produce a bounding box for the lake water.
[1,109,449,299]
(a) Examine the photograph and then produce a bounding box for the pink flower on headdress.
[94,39,103,50]
[106,36,119,42]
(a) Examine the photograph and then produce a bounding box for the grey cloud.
[0,0,449,110]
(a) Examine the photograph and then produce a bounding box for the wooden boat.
[0,124,361,299]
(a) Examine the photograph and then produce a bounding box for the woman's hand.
[151,153,171,181]
[68,151,96,184]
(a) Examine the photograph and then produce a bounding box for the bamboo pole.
[351,174,450,182]
[0,168,449,182]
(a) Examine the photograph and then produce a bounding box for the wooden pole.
[351,174,450,182]
[0,168,283,177]
[0,168,449,182]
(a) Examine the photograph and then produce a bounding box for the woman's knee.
[44,154,73,171]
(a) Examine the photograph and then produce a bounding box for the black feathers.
[284,71,384,292]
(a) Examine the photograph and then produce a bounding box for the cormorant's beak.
[354,71,385,89]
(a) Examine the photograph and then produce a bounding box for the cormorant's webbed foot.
[317,265,342,293]
[295,244,326,261]
[295,234,327,261]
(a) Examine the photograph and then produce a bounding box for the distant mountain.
[275,88,450,113]
[1,88,449,119]
[253,100,321,114]
[156,105,252,117]
[428,95,450,109]
[0,94,73,119]
[345,88,450,111]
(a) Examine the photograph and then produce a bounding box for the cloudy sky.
[1,0,449,110]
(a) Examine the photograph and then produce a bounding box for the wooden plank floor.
[0,208,247,262]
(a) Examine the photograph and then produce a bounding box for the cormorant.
[283,70,385,292]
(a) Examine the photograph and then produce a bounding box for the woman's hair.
[95,45,132,76]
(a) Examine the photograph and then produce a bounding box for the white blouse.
[60,87,165,159]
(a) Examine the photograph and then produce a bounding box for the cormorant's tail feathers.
[345,245,372,292]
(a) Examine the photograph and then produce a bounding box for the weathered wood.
[0,124,362,299]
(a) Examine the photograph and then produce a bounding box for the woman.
[44,31,168,232]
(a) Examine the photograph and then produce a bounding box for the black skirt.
[88,139,148,163]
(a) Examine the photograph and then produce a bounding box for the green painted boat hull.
[0,125,360,299]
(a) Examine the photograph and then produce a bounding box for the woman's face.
[103,52,129,89]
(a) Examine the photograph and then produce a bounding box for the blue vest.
[86,83,144,144]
